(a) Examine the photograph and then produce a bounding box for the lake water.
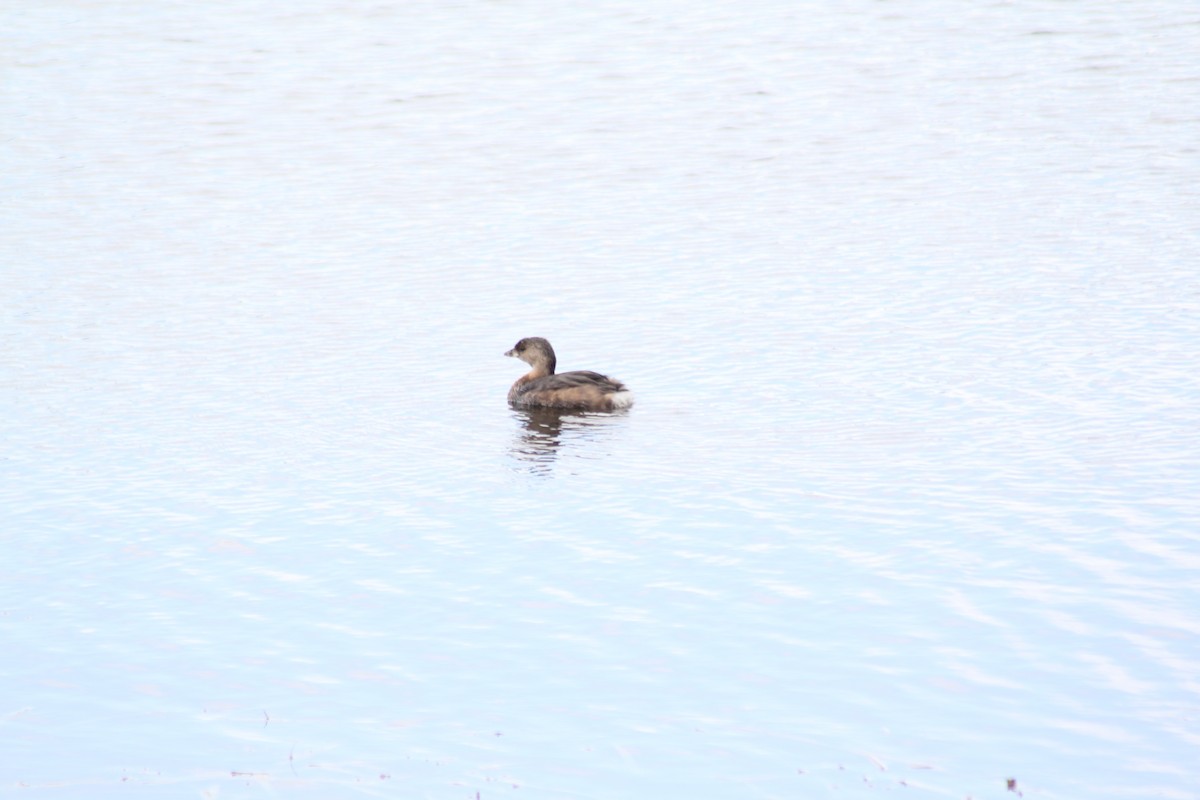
[3,1,1199,798]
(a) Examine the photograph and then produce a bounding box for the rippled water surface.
[3,1,1199,798]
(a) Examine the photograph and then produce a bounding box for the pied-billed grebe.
[505,337,634,411]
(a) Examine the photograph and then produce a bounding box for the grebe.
[505,337,634,411]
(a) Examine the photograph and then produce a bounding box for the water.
[3,1,1199,798]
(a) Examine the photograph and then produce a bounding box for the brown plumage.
[505,337,634,411]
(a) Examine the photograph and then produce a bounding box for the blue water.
[3,1,1199,798]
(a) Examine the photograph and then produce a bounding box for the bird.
[504,337,634,411]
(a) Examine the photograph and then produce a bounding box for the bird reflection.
[508,406,626,476]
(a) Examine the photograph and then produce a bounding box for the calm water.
[3,1,1199,798]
